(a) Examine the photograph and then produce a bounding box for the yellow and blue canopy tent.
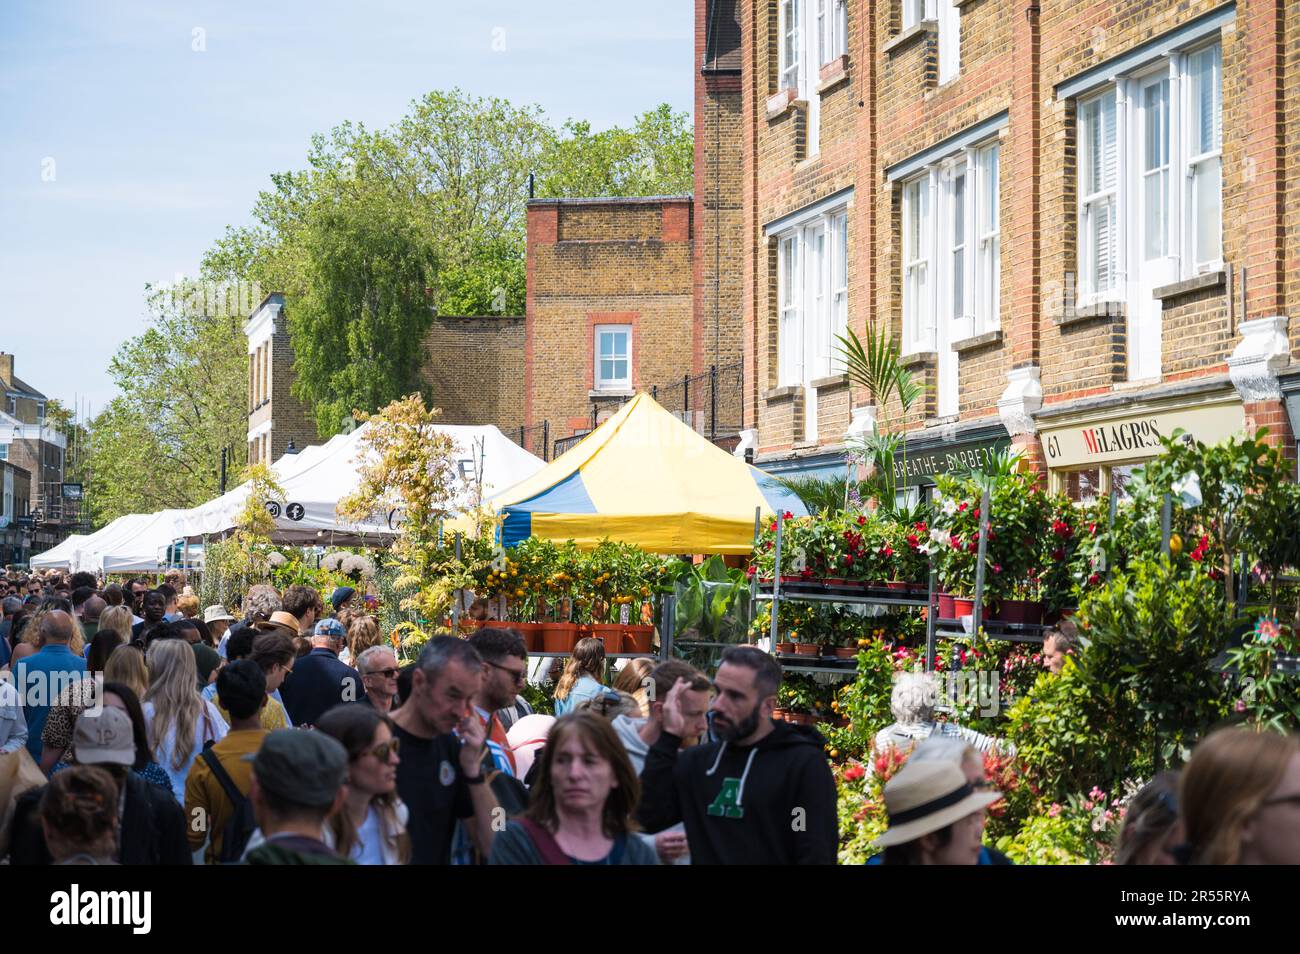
[491,393,807,554]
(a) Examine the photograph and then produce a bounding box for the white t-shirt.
[353,806,385,865]
[0,680,27,754]
[143,699,229,802]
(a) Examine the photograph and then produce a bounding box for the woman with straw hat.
[872,760,1002,865]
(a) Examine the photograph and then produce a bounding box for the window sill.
[589,389,633,400]
[953,0,981,7]
[951,329,1002,354]
[766,88,799,121]
[900,350,937,369]
[817,56,850,93]
[811,373,849,390]
[884,21,936,57]
[763,385,802,402]
[1152,270,1226,303]
[1055,301,1125,328]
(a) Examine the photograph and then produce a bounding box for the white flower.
[929,528,951,546]
[940,497,958,516]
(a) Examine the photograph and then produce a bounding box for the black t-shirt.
[392,723,474,865]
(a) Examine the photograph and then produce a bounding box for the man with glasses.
[466,628,528,777]
[356,645,400,715]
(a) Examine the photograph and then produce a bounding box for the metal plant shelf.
[755,583,929,608]
[934,618,1049,645]
[531,651,659,659]
[773,655,860,676]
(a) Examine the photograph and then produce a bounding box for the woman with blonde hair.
[97,605,134,646]
[176,594,200,620]
[1180,727,1300,864]
[553,638,611,716]
[143,639,228,802]
[612,657,655,717]
[343,615,383,668]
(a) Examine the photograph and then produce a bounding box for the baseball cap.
[245,729,348,808]
[73,707,137,768]
[330,586,356,611]
[314,618,346,639]
[203,604,236,625]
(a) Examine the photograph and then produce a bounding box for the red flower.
[783,511,794,520]
[951,536,963,550]
[958,502,969,512]
[967,540,978,552]
[801,568,814,579]
[1051,547,1065,560]
[1052,519,1073,539]
[992,564,1002,574]
[857,515,867,526]
[843,763,866,782]
[1088,573,1101,585]
[769,521,778,532]
[907,534,920,548]
[843,555,854,565]
[746,565,756,577]
[973,508,981,519]
[1089,522,1099,536]
[879,545,895,558]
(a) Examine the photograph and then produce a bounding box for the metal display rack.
[752,489,1053,676]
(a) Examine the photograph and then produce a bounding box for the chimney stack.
[0,352,13,390]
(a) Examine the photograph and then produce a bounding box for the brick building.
[0,351,70,557]
[731,0,1300,499]
[245,293,322,466]
[524,196,697,453]
[522,1,748,458]
[246,293,525,461]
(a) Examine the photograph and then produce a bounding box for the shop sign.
[1042,401,1244,469]
[893,437,1011,486]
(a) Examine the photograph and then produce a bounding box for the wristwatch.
[464,772,486,785]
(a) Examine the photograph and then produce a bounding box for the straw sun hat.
[872,760,1002,848]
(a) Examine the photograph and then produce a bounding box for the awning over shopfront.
[493,393,807,554]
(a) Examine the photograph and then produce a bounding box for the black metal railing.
[633,362,744,443]
[513,421,552,462]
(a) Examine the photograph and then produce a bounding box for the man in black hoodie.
[637,646,838,864]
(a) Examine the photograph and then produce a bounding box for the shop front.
[1036,386,1245,502]
[892,425,1011,504]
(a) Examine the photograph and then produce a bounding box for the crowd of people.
[0,568,1297,865]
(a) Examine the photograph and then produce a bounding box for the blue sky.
[0,0,694,417]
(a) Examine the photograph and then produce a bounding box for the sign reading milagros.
[892,437,1010,486]
[1041,400,1245,469]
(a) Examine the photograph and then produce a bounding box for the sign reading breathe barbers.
[1041,401,1245,469]
[892,437,1010,487]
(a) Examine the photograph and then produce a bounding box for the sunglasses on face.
[486,659,526,685]
[365,667,399,679]
[365,738,400,761]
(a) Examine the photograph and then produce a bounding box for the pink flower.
[1234,699,1248,713]
[1047,803,1062,818]
[1082,800,1094,811]
[1088,786,1105,801]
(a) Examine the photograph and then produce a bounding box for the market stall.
[29,533,88,570]
[491,392,806,554]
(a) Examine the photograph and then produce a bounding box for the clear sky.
[0,0,693,419]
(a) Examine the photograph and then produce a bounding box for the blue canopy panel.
[499,470,597,549]
[749,467,810,518]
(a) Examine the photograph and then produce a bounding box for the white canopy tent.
[72,509,192,575]
[29,534,89,570]
[177,422,545,546]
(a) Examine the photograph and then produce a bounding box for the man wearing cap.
[871,760,1003,864]
[7,706,192,865]
[330,586,356,617]
[277,618,361,728]
[243,729,354,865]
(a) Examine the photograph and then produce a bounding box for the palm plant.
[836,324,926,509]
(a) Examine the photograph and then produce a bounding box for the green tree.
[85,281,248,527]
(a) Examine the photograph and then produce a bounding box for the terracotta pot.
[885,580,908,591]
[937,593,957,619]
[511,621,544,652]
[590,623,625,655]
[776,642,797,654]
[951,597,976,618]
[832,646,858,658]
[787,712,816,726]
[998,599,1044,625]
[541,622,579,654]
[793,643,820,656]
[772,708,791,722]
[625,624,653,654]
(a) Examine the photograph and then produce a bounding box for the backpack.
[199,746,258,864]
